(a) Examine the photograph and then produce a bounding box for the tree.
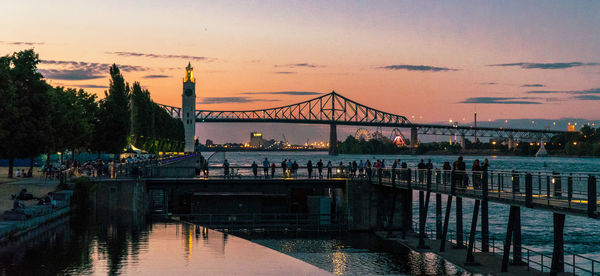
[48,87,98,159]
[0,56,15,175]
[92,64,130,154]
[0,49,51,178]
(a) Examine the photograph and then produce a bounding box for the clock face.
[185,88,193,97]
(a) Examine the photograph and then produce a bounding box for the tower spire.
[184,62,194,83]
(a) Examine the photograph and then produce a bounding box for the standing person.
[481,158,490,189]
[251,161,258,178]
[281,159,287,177]
[307,160,313,178]
[327,161,332,178]
[426,159,434,183]
[317,159,323,179]
[366,160,372,181]
[195,159,201,177]
[453,156,466,187]
[288,159,293,177]
[472,159,481,188]
[292,161,298,177]
[347,162,352,177]
[375,160,382,181]
[223,159,230,178]
[418,159,426,183]
[392,159,398,180]
[481,158,489,171]
[263,158,270,178]
[203,159,209,178]
[352,161,357,177]
[271,162,276,178]
[442,161,451,185]
[358,160,364,176]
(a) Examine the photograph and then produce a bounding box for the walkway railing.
[377,168,600,218]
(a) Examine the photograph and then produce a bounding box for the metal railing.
[377,168,600,217]
[172,213,347,232]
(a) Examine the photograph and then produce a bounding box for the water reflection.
[0,204,331,275]
[241,232,471,275]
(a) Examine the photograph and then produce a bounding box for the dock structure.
[92,155,599,275]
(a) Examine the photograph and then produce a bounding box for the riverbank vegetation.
[0,49,183,178]
[339,127,598,156]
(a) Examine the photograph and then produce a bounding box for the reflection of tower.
[182,62,196,152]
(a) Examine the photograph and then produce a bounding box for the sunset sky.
[2,1,599,143]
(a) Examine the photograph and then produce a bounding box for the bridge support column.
[551,212,566,274]
[329,123,338,156]
[460,135,466,150]
[410,127,418,154]
[507,137,515,150]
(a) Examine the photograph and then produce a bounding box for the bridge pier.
[410,127,418,154]
[507,137,515,150]
[460,135,466,150]
[329,123,338,156]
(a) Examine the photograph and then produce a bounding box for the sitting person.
[17,188,34,200]
[13,196,24,210]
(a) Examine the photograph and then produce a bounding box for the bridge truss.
[158,91,570,141]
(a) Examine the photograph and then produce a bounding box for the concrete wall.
[345,180,410,231]
[93,179,148,214]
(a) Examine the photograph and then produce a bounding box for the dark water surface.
[239,232,470,275]
[0,211,467,275]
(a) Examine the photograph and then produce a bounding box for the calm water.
[0,210,329,275]
[240,232,469,275]
[0,207,468,275]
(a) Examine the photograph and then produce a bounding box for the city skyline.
[2,1,600,143]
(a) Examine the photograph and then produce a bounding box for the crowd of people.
[201,157,491,188]
[39,154,164,180]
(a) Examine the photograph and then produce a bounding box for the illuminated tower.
[182,62,196,152]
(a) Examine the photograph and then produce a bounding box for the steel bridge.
[158,91,571,155]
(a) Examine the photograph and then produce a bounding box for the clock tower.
[182,62,196,152]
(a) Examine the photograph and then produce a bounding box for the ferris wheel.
[355,128,370,141]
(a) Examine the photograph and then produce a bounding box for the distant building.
[250,132,265,148]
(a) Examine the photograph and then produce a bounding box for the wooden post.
[588,175,597,218]
[501,206,517,272]
[466,199,480,265]
[440,195,453,252]
[482,171,489,252]
[419,191,431,248]
[418,190,425,247]
[551,212,566,274]
[525,173,533,208]
[512,207,523,264]
[455,196,464,247]
[436,193,442,240]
